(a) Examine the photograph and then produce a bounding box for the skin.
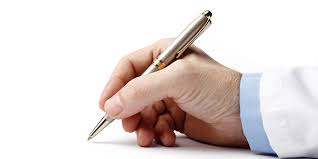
[99,39,249,148]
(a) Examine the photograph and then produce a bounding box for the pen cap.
[157,10,212,65]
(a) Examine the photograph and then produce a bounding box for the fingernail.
[104,94,123,116]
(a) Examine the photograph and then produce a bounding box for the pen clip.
[176,19,211,59]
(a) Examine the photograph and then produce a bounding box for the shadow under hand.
[90,135,248,154]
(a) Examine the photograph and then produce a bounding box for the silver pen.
[87,10,212,141]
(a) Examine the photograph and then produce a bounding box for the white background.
[0,0,317,158]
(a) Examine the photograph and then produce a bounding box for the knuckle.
[125,78,144,99]
[171,59,195,75]
[163,60,199,98]
[169,59,201,89]
[155,38,170,45]
[118,55,129,66]
[151,38,177,59]
[99,100,105,109]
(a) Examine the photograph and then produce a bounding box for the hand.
[99,39,249,148]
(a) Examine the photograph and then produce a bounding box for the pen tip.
[87,136,92,141]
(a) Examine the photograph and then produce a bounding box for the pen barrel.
[142,63,158,75]
[143,13,211,76]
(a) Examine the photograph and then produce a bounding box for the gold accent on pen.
[153,59,167,70]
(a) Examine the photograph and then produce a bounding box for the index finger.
[98,39,173,110]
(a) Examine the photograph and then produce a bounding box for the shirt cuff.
[240,73,276,155]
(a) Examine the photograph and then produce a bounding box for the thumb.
[104,66,180,119]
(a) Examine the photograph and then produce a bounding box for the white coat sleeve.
[260,67,318,158]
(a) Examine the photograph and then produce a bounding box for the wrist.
[222,71,249,147]
[204,70,248,147]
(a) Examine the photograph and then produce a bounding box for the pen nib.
[87,136,92,141]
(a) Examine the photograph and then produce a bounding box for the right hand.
[99,39,249,148]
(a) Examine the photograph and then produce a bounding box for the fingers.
[154,113,176,146]
[135,105,159,147]
[122,101,177,147]
[122,100,166,132]
[122,102,162,147]
[136,125,155,147]
[136,112,177,147]
[98,46,155,110]
[104,65,180,118]
[122,114,141,132]
[99,39,174,111]
[163,99,186,133]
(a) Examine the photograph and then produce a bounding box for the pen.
[88,10,212,141]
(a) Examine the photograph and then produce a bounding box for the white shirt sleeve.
[260,67,318,158]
